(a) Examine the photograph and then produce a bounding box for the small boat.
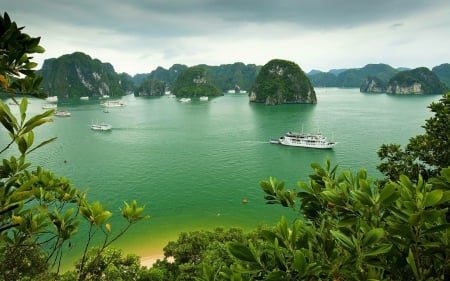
[90,122,112,131]
[42,104,57,109]
[272,131,336,149]
[80,96,89,100]
[101,100,126,107]
[199,96,208,101]
[179,98,191,103]
[54,110,71,117]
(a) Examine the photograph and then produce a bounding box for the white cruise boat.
[271,131,336,149]
[199,96,208,101]
[90,122,112,131]
[101,100,126,107]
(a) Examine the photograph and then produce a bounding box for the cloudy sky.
[3,0,450,75]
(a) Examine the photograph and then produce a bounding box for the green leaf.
[423,190,443,207]
[364,244,392,257]
[408,214,421,226]
[423,223,450,234]
[378,183,397,205]
[228,242,257,263]
[406,248,419,280]
[292,250,307,273]
[331,230,354,251]
[363,228,385,247]
[19,97,28,121]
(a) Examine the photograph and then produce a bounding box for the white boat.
[90,122,112,131]
[179,98,191,103]
[54,110,71,117]
[46,96,58,102]
[101,100,126,107]
[199,96,208,101]
[271,131,336,149]
[42,104,57,109]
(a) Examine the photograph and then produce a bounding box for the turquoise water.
[1,88,439,267]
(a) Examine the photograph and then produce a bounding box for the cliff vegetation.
[170,66,223,97]
[250,59,316,105]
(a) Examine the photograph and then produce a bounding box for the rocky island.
[249,59,316,105]
[361,67,448,95]
[170,66,223,97]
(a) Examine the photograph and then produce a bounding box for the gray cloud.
[2,0,450,74]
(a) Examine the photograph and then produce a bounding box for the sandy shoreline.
[140,251,176,268]
[140,253,165,267]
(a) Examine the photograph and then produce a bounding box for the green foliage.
[250,58,316,104]
[378,92,450,182]
[171,66,223,97]
[0,13,149,281]
[64,247,142,281]
[0,244,50,281]
[151,227,249,281]
[226,160,450,280]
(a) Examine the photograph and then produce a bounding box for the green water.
[1,88,439,267]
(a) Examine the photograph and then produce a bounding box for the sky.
[3,0,450,76]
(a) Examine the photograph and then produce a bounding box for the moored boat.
[179,98,191,103]
[272,131,336,149]
[42,104,57,109]
[90,122,112,131]
[46,96,58,102]
[54,110,71,117]
[199,96,208,101]
[101,100,126,107]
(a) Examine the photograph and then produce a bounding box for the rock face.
[361,67,448,95]
[250,59,316,105]
[39,52,133,98]
[386,67,448,95]
[360,76,386,93]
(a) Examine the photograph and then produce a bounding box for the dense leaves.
[0,13,149,281]
[378,92,450,182]
[227,160,450,280]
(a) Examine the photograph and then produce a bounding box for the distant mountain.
[134,63,259,93]
[249,59,316,105]
[39,52,134,98]
[36,52,449,98]
[432,63,450,87]
[308,63,399,88]
[361,67,448,94]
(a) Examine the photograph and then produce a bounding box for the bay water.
[1,88,440,268]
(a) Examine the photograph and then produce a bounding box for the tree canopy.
[0,12,149,281]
